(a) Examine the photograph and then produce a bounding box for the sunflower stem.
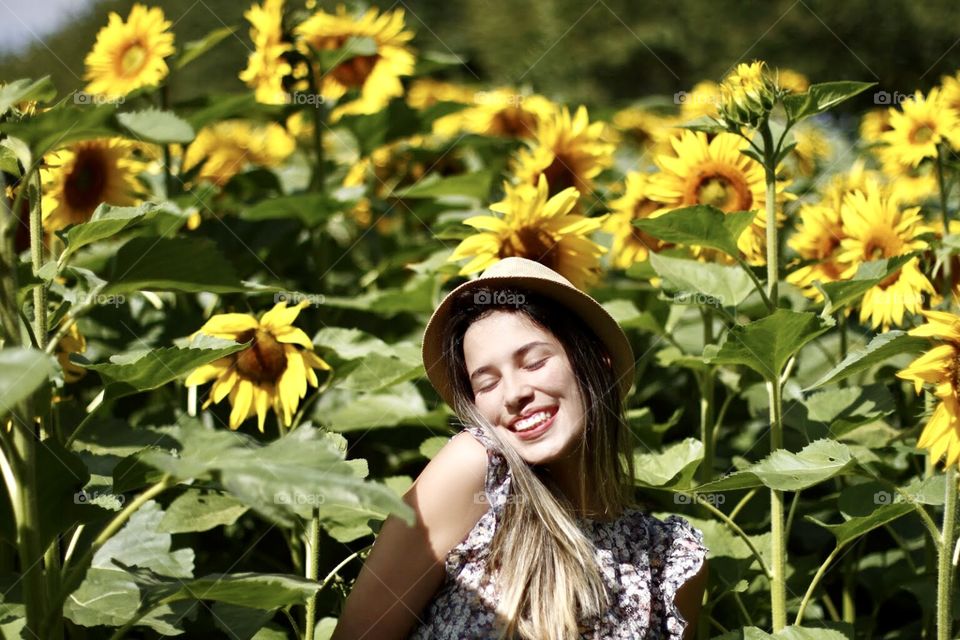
[29,171,47,351]
[0,170,23,346]
[306,58,326,193]
[935,143,953,300]
[759,119,780,306]
[699,307,715,484]
[304,509,321,640]
[937,466,957,640]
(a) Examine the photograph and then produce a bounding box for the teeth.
[514,410,553,432]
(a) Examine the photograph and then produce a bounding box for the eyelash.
[476,358,548,393]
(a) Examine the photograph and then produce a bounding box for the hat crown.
[479,257,575,289]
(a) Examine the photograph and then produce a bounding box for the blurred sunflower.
[775,68,810,94]
[55,322,87,384]
[834,184,936,330]
[896,309,960,469]
[40,138,146,232]
[859,108,893,144]
[881,88,960,168]
[432,88,557,139]
[295,5,415,122]
[448,174,607,290]
[182,120,296,186]
[511,105,614,198]
[719,60,776,126]
[83,4,175,97]
[239,0,293,105]
[603,172,669,269]
[785,203,850,301]
[185,300,332,432]
[789,125,831,178]
[679,80,721,121]
[876,146,939,205]
[611,107,676,159]
[406,78,475,110]
[646,130,792,265]
[821,159,885,210]
[939,71,960,114]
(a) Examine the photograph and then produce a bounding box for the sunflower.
[719,60,776,126]
[679,80,721,121]
[789,125,831,178]
[83,4,175,97]
[239,0,294,105]
[880,88,960,168]
[646,130,792,265]
[185,300,332,432]
[40,138,146,232]
[821,159,885,210]
[432,88,557,139]
[785,203,851,301]
[182,120,296,186]
[859,108,893,145]
[896,309,960,469]
[611,107,677,160]
[603,172,669,269]
[294,5,415,122]
[834,184,936,330]
[55,321,87,384]
[406,78,476,110]
[448,174,607,290]
[876,146,939,205]
[776,68,810,94]
[510,105,614,198]
[939,71,960,115]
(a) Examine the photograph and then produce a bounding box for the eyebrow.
[468,341,552,381]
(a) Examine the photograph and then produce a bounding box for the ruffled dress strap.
[645,513,709,639]
[460,425,512,514]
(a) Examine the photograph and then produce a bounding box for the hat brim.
[421,274,635,411]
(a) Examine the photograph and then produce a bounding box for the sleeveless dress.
[407,425,709,639]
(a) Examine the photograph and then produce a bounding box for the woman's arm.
[675,558,709,640]
[330,431,491,640]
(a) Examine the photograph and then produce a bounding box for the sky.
[0,0,96,53]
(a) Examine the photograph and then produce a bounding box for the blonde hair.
[443,286,637,640]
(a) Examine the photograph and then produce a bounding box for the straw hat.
[421,257,635,409]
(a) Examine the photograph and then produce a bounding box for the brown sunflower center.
[685,162,754,211]
[120,42,148,76]
[319,36,380,88]
[910,123,936,144]
[491,108,538,138]
[63,147,109,220]
[503,226,560,272]
[234,329,287,384]
[540,154,579,195]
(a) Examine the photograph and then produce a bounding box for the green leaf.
[139,420,415,528]
[807,502,914,547]
[714,627,852,640]
[175,25,237,70]
[315,36,378,73]
[815,254,914,316]
[695,439,857,492]
[117,108,195,144]
[0,348,55,413]
[395,169,495,200]
[315,328,423,393]
[633,205,756,258]
[338,98,423,156]
[77,335,250,400]
[0,76,56,115]
[783,81,875,121]
[804,330,929,390]
[158,490,249,533]
[785,384,896,438]
[705,309,832,380]
[632,438,704,490]
[319,382,435,432]
[102,236,246,294]
[648,252,756,308]
[58,202,171,261]
[419,436,449,460]
[0,105,117,157]
[137,570,320,610]
[241,193,344,225]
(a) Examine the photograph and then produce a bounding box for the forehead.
[462,311,557,364]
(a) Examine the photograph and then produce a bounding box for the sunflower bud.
[719,61,777,127]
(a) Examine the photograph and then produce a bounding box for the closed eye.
[476,358,549,394]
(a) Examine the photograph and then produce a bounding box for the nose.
[503,369,534,414]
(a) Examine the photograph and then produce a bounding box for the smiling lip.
[508,406,558,429]
[508,407,559,440]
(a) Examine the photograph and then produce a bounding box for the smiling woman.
[332,257,709,640]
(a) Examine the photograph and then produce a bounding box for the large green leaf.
[76,335,250,400]
[0,348,55,414]
[240,193,345,225]
[648,252,756,308]
[0,104,117,156]
[314,327,423,393]
[134,569,320,610]
[102,236,246,294]
[0,76,56,115]
[633,205,756,258]
[632,438,704,490]
[58,202,172,262]
[715,627,852,640]
[396,169,495,200]
[815,254,914,316]
[157,490,249,534]
[318,383,438,432]
[117,109,195,144]
[694,439,857,492]
[804,330,929,390]
[705,309,832,380]
[807,502,914,547]
[139,420,415,528]
[338,98,424,156]
[783,81,875,122]
[785,384,896,438]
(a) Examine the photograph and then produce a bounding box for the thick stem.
[768,378,787,631]
[760,122,780,306]
[935,143,952,299]
[304,510,321,640]
[12,421,47,638]
[699,308,715,484]
[29,172,46,351]
[0,170,22,345]
[937,467,957,640]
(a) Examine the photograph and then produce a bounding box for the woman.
[332,257,709,639]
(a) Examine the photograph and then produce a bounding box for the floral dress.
[407,425,709,640]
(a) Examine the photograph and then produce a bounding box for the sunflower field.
[1,0,960,638]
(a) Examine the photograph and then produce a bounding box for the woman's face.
[462,310,586,465]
